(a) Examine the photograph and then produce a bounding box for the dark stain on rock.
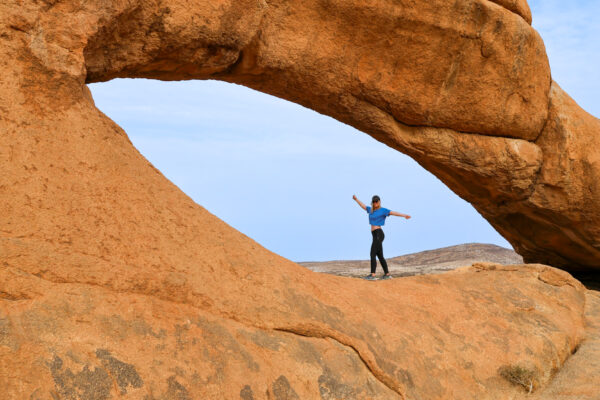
[28,388,45,400]
[48,355,112,400]
[293,338,323,365]
[367,342,397,379]
[510,309,560,334]
[96,349,143,394]
[165,376,191,400]
[173,366,186,378]
[0,316,18,350]
[533,314,560,332]
[22,308,61,336]
[525,347,534,356]
[240,385,254,400]
[66,350,84,365]
[142,376,191,400]
[284,289,348,332]
[174,324,191,351]
[131,319,167,339]
[100,314,166,341]
[461,289,495,305]
[318,368,357,399]
[0,290,32,301]
[272,375,300,400]
[397,369,415,389]
[505,287,535,309]
[421,359,446,398]
[192,317,260,375]
[240,329,283,351]
[359,322,393,355]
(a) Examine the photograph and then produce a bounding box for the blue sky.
[88,1,599,262]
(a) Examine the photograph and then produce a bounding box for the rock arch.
[1,3,599,270]
[77,0,599,269]
[2,1,599,398]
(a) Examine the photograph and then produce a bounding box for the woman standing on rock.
[352,194,411,280]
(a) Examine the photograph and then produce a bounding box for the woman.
[352,194,411,280]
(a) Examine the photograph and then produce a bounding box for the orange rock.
[488,0,532,24]
[519,291,600,400]
[0,259,589,398]
[1,0,600,398]
[456,83,600,270]
[3,0,592,269]
[514,83,600,269]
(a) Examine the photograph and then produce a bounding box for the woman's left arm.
[390,211,411,219]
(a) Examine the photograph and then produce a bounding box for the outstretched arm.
[352,194,367,211]
[390,211,411,219]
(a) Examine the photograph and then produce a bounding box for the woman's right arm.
[352,195,367,210]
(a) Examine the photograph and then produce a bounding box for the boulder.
[0,257,590,398]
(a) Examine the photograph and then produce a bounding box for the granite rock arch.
[76,0,600,269]
[1,0,600,398]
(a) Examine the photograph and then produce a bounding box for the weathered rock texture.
[518,289,600,400]
[1,0,600,398]
[0,0,597,269]
[4,0,588,269]
[0,257,591,399]
[391,82,600,270]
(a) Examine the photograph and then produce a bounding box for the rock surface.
[0,260,591,399]
[488,0,532,24]
[0,0,598,269]
[518,290,600,400]
[1,0,600,398]
[300,243,524,277]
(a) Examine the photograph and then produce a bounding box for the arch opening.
[88,78,515,264]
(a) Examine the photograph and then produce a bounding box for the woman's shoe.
[381,274,393,280]
[363,275,378,281]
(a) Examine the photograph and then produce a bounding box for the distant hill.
[298,243,523,278]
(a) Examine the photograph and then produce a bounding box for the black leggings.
[370,228,389,274]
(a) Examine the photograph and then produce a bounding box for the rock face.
[1,0,600,398]
[394,82,600,270]
[489,0,532,23]
[519,289,600,400]
[0,259,590,399]
[1,0,591,269]
[482,84,600,269]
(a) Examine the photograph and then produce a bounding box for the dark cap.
[371,195,380,203]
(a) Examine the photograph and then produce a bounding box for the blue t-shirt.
[366,206,391,226]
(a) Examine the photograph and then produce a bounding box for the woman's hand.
[353,195,367,210]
